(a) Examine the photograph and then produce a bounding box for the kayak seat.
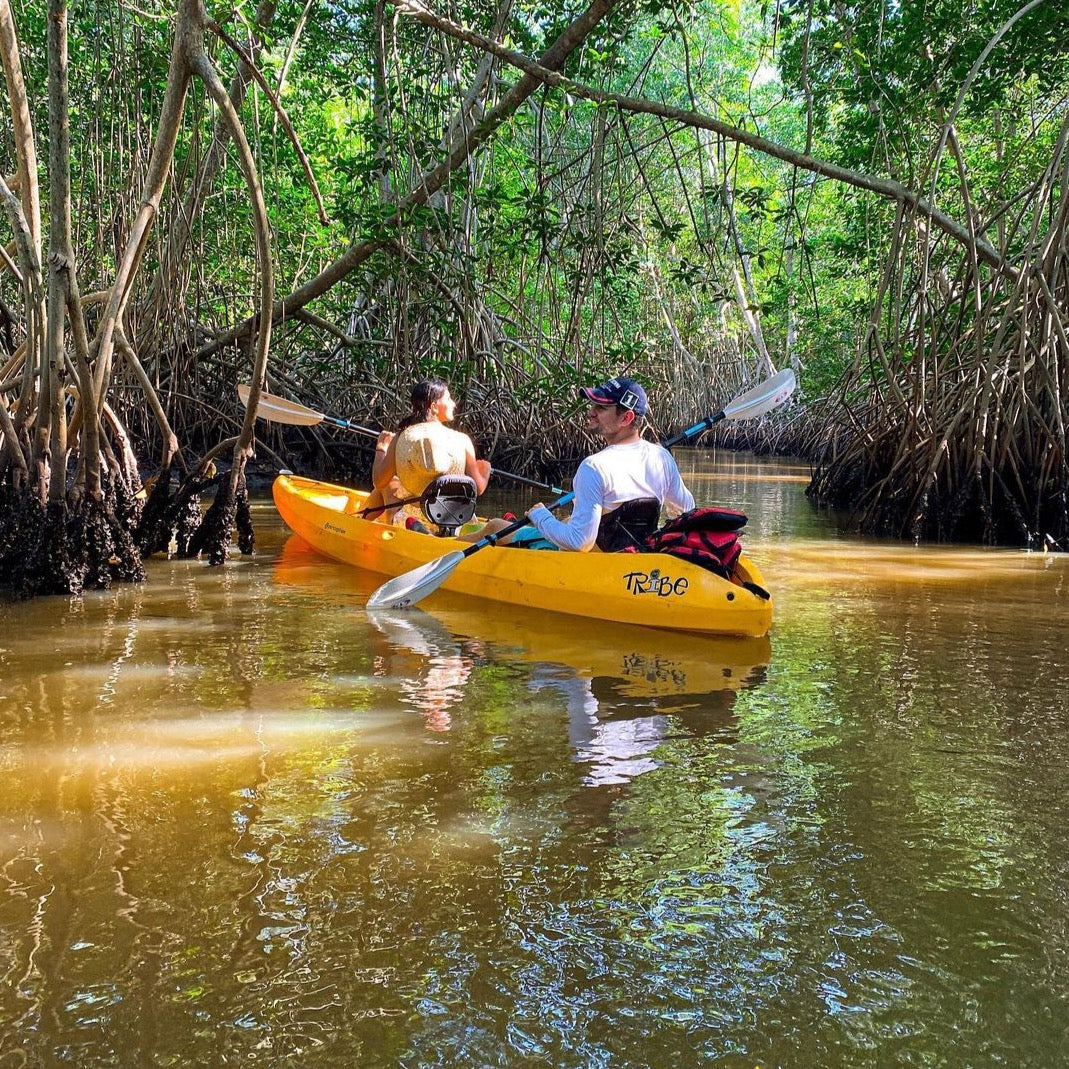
[596,496,661,552]
[420,475,478,537]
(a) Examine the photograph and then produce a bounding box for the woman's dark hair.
[399,378,448,430]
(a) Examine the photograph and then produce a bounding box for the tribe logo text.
[623,569,689,597]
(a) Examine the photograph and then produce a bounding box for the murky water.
[1,452,1066,1067]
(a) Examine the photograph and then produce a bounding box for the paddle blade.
[366,550,465,609]
[238,384,326,427]
[722,368,796,422]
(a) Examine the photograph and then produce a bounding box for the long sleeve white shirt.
[528,439,694,551]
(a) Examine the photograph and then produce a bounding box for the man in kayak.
[523,376,694,552]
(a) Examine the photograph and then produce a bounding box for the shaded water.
[1,452,1067,1067]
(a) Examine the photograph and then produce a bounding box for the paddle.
[366,369,797,610]
[673,367,796,443]
[237,384,564,495]
[353,474,477,524]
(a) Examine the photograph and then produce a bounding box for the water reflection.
[421,602,768,789]
[366,610,477,733]
[274,536,770,786]
[2,461,1067,1068]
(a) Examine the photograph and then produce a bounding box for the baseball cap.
[578,376,648,417]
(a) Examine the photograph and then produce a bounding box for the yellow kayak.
[272,474,774,637]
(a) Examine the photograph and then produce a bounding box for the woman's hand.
[466,451,491,494]
[373,432,398,490]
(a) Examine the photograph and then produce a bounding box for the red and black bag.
[624,507,747,579]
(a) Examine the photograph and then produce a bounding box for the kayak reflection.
[421,597,770,702]
[413,597,770,786]
[274,535,771,784]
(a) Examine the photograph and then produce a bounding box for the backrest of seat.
[596,496,661,552]
[420,475,478,536]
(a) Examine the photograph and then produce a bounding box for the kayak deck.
[272,474,773,637]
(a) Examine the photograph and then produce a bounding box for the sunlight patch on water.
[759,540,1065,587]
[0,708,415,778]
[33,662,204,681]
[689,470,813,484]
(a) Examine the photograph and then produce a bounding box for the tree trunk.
[142,0,277,346]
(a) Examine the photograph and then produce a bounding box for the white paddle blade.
[723,368,796,421]
[237,384,325,427]
[366,550,465,609]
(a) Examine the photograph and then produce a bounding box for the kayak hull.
[272,474,774,637]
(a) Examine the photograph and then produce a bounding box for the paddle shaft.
[668,410,727,449]
[241,386,565,495]
[429,371,798,551]
[461,493,575,553]
[319,412,380,437]
[316,412,565,495]
[482,373,797,542]
[468,415,725,549]
[670,369,796,445]
[356,490,420,519]
[476,401,754,545]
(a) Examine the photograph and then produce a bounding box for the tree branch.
[393,0,1012,275]
[194,0,619,360]
[207,15,329,224]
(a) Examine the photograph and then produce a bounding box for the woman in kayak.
[367,378,490,525]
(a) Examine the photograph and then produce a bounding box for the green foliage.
[3,0,1067,450]
[777,0,1069,166]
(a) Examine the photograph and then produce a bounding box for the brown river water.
[1,452,1066,1067]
